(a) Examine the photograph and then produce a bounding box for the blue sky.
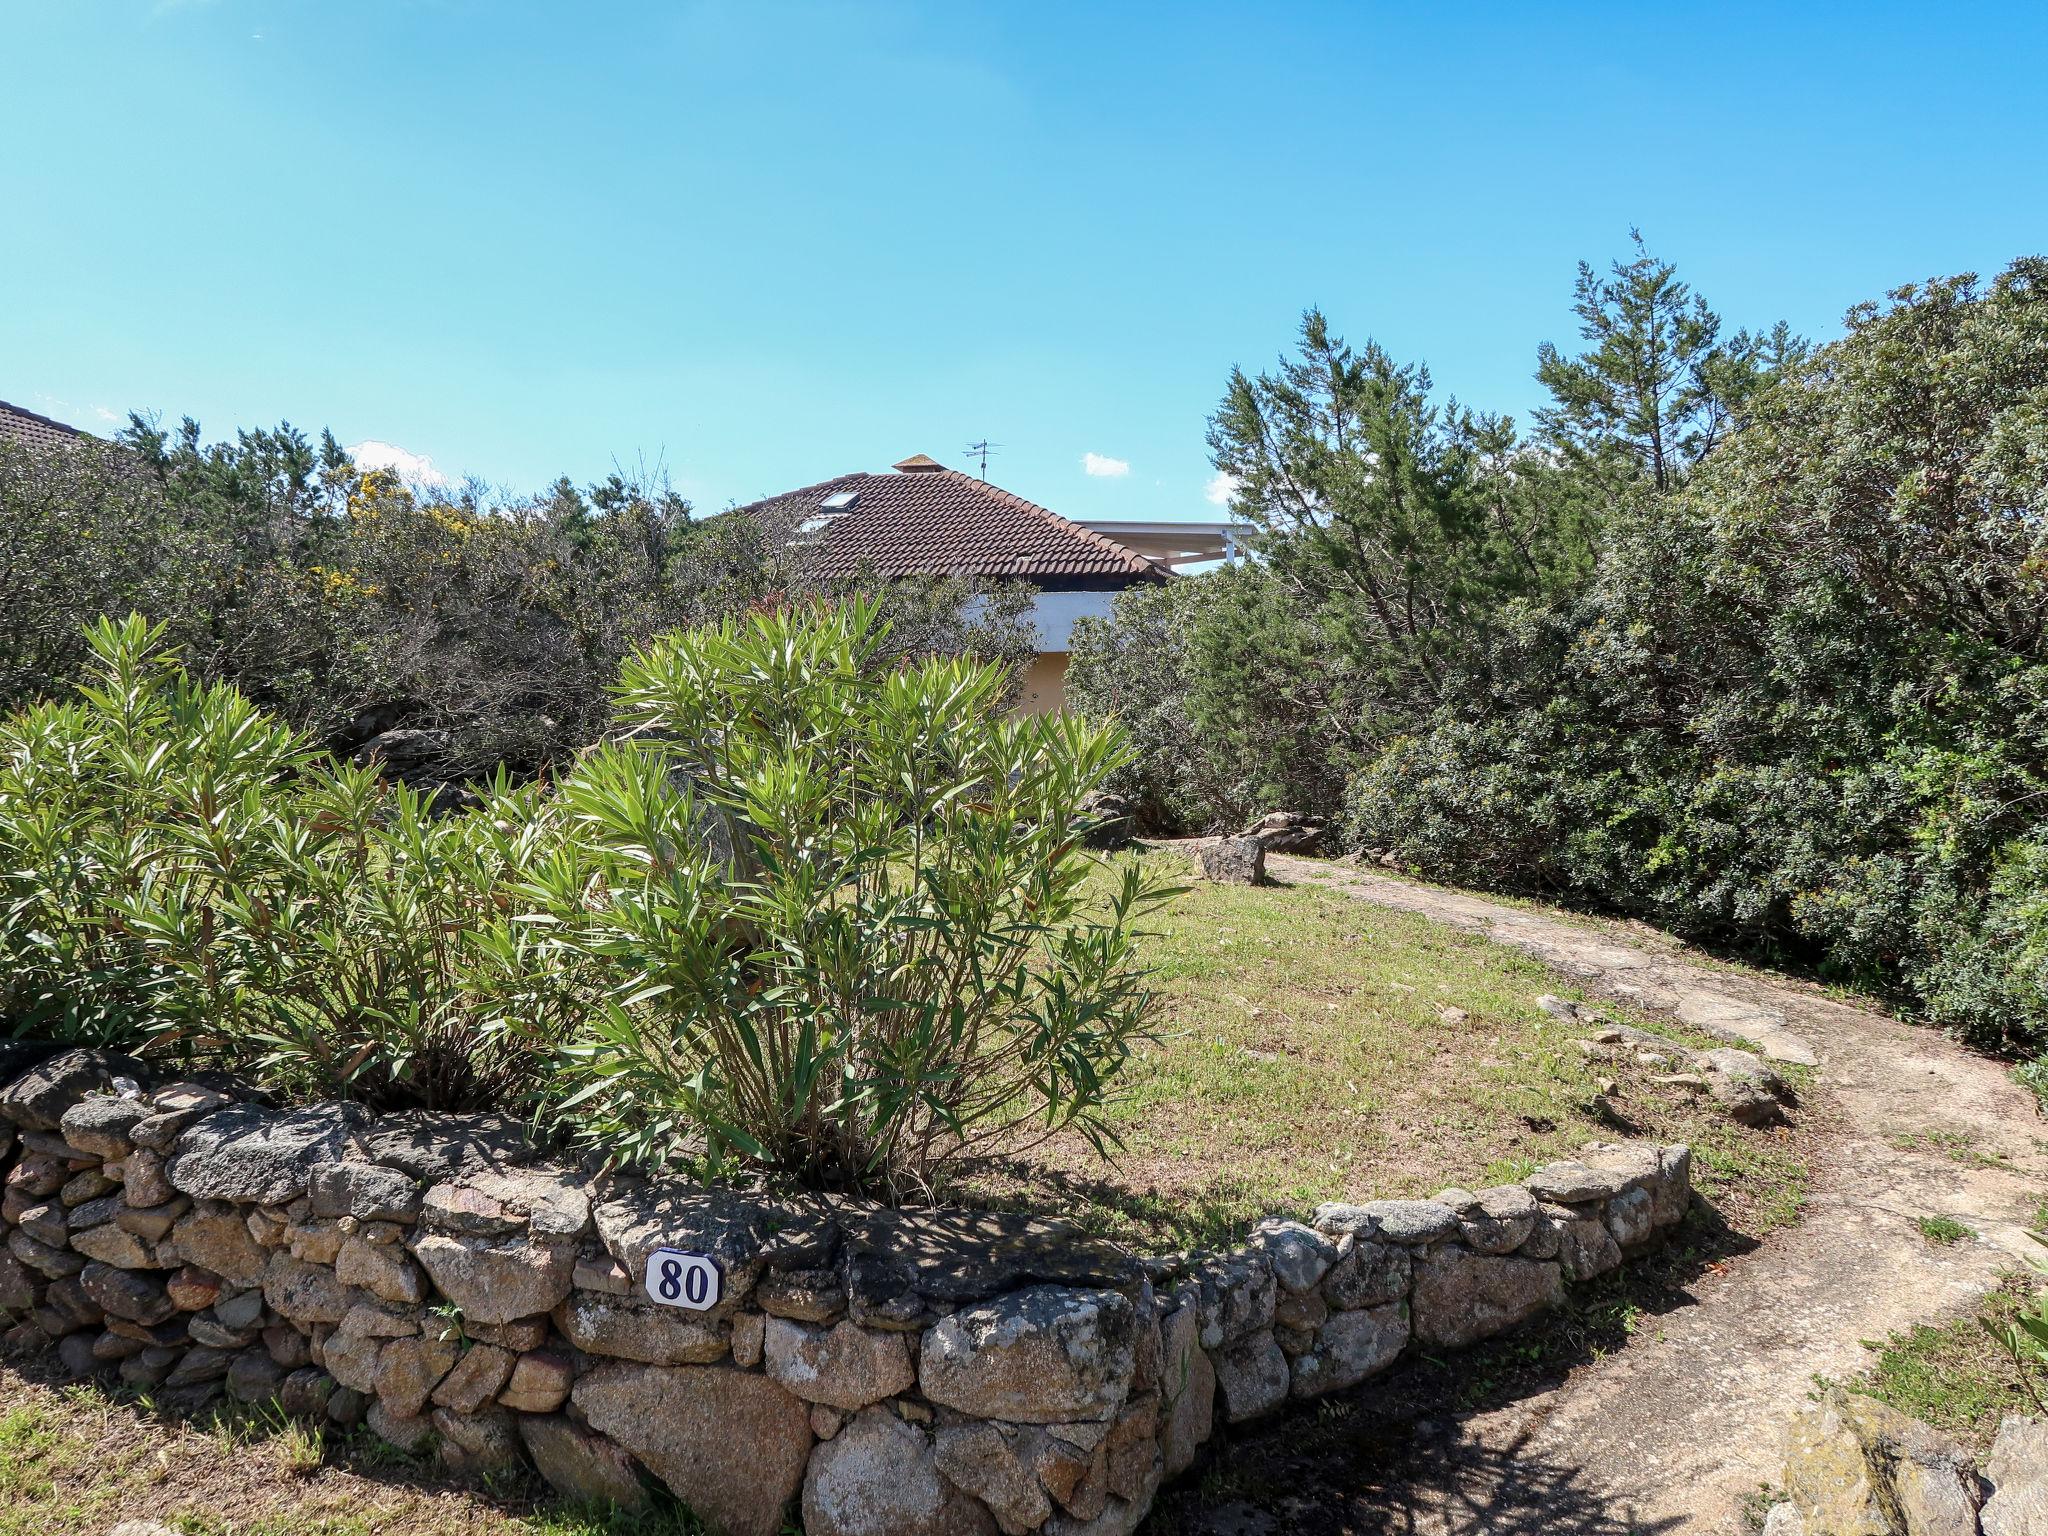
[4,2,2044,523]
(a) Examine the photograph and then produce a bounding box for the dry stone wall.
[0,1043,1693,1536]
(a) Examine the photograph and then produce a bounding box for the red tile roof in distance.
[739,455,1169,585]
[0,398,92,453]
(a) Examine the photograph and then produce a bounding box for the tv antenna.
[963,439,999,479]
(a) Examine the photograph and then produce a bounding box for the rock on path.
[1177,855,2047,1536]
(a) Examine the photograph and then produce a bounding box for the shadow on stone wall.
[1143,1194,1756,1535]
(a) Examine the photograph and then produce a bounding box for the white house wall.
[1027,589,1121,653]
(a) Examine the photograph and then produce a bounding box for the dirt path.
[1170,855,2048,1536]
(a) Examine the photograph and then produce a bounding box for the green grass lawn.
[0,1369,699,1536]
[964,848,1811,1248]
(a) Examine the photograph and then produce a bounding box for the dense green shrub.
[0,606,1168,1191]
[1352,261,2048,1055]
[1069,304,1608,835]
[0,420,1036,786]
[0,615,576,1107]
[1071,248,2047,1067]
[1066,567,1356,832]
[525,600,1175,1195]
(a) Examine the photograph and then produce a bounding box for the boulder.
[764,1317,915,1411]
[79,1262,177,1326]
[320,1322,387,1396]
[123,1150,176,1208]
[1550,1205,1623,1282]
[838,1204,1133,1307]
[1249,1222,1336,1292]
[554,1290,728,1365]
[520,1414,649,1511]
[0,1249,36,1314]
[226,1350,287,1403]
[8,1228,83,1278]
[187,1308,262,1350]
[1649,1144,1694,1228]
[1605,1186,1657,1249]
[574,1361,813,1536]
[60,1168,118,1206]
[409,1230,575,1325]
[431,1342,517,1414]
[1458,1186,1539,1255]
[56,1330,102,1379]
[802,1406,995,1536]
[335,1235,426,1305]
[307,1163,424,1223]
[1703,1048,1786,1126]
[373,1332,461,1417]
[920,1285,1137,1424]
[1197,835,1265,885]
[262,1253,353,1325]
[164,1266,223,1312]
[351,1111,535,1182]
[590,1184,769,1317]
[169,1202,269,1287]
[1784,1388,1982,1536]
[498,1348,575,1413]
[169,1104,367,1205]
[1076,789,1137,851]
[935,1420,1053,1535]
[1214,1329,1289,1422]
[0,1048,149,1131]
[59,1095,149,1159]
[1241,811,1324,855]
[285,1218,346,1265]
[279,1366,337,1419]
[754,1264,847,1322]
[1291,1301,1408,1398]
[1156,1302,1216,1477]
[367,1399,434,1452]
[1781,1391,1900,1536]
[115,1195,189,1243]
[1410,1250,1561,1349]
[1190,1251,1276,1347]
[1314,1199,1460,1244]
[432,1405,524,1476]
[1322,1238,1411,1311]
[419,1167,591,1240]
[17,1201,70,1248]
[1984,1414,2048,1536]
[7,1154,70,1200]
[1524,1160,1629,1205]
[731,1310,766,1367]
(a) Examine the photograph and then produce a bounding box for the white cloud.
[1204,471,1240,506]
[92,405,120,424]
[1081,452,1130,478]
[349,439,449,488]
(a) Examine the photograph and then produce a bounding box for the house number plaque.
[644,1247,722,1311]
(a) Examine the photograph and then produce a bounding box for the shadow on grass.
[1143,1196,1758,1536]
[956,1154,1278,1250]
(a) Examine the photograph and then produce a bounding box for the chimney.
[893,453,946,473]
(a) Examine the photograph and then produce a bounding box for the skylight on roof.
[820,490,860,512]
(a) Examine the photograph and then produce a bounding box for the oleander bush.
[525,599,1176,1195]
[0,605,1169,1191]
[0,614,577,1107]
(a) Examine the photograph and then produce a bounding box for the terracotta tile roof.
[739,458,1168,585]
[0,399,93,453]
